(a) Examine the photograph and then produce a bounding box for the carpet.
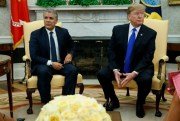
[0,88,172,121]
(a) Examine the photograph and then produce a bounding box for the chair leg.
[161,83,167,101]
[77,83,84,94]
[126,87,130,96]
[152,90,162,117]
[26,88,36,114]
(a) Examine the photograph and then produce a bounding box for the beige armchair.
[22,20,84,114]
[124,19,169,117]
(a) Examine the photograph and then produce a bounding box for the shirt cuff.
[47,60,52,66]
[113,69,120,72]
[133,71,139,75]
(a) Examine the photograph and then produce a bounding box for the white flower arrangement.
[36,94,112,121]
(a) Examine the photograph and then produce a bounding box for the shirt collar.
[129,23,141,33]
[46,27,56,34]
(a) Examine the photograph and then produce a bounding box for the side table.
[0,43,14,83]
[0,54,13,117]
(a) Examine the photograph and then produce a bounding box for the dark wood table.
[0,43,14,83]
[0,54,13,117]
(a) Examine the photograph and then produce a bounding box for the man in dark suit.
[29,9,78,104]
[97,3,157,118]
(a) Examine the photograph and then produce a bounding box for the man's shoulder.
[55,26,70,34]
[55,26,68,31]
[31,26,45,34]
[113,24,128,30]
[141,24,157,34]
[114,24,128,28]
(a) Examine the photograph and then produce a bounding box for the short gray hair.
[43,9,58,19]
[127,3,146,15]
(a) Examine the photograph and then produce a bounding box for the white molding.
[30,5,129,37]
[0,36,24,48]
[0,36,13,43]
[28,5,129,11]
[168,35,180,43]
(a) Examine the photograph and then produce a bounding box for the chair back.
[143,19,169,73]
[23,20,62,59]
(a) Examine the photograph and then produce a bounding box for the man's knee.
[97,69,105,79]
[66,64,78,75]
[97,68,112,80]
[37,65,51,75]
[71,66,77,73]
[136,75,152,89]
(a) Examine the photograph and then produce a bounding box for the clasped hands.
[51,54,72,70]
[114,70,137,87]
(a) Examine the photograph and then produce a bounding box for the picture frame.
[169,0,180,5]
[0,0,6,7]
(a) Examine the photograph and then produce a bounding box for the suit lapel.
[123,24,130,52]
[55,27,62,50]
[131,25,145,59]
[133,25,145,50]
[42,27,50,57]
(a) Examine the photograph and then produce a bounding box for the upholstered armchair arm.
[176,56,180,62]
[160,55,169,62]
[22,55,32,78]
[22,55,30,61]
[157,55,169,80]
[175,56,180,70]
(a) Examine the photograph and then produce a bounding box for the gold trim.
[140,0,161,7]
[169,0,180,5]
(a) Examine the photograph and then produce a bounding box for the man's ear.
[127,14,131,21]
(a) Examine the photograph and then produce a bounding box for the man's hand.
[64,54,72,64]
[121,72,137,87]
[114,70,123,87]
[52,62,64,70]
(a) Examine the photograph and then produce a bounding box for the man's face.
[128,9,144,27]
[43,12,58,31]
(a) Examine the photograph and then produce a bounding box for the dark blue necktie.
[124,28,136,73]
[50,32,57,62]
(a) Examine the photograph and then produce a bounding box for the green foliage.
[36,0,131,7]
[103,0,131,5]
[36,0,66,7]
[70,0,99,6]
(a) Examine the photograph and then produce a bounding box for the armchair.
[124,19,169,117]
[22,20,84,114]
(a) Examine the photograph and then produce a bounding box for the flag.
[10,0,30,49]
[140,0,162,20]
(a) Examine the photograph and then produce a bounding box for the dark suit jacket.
[108,23,157,74]
[29,26,75,73]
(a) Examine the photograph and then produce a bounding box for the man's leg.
[60,64,78,95]
[97,66,119,111]
[135,69,153,118]
[36,65,52,103]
